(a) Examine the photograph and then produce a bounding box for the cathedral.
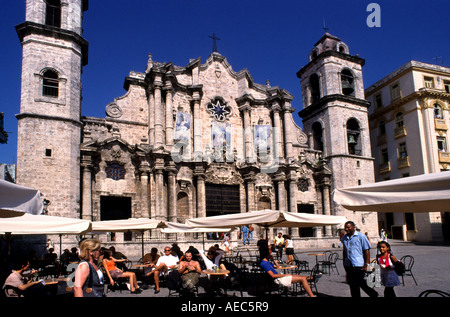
[15,0,377,253]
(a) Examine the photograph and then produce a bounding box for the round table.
[203,269,230,296]
[308,253,325,265]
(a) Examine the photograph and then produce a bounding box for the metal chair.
[292,254,309,272]
[419,289,450,297]
[321,252,339,275]
[400,255,418,286]
[308,264,322,294]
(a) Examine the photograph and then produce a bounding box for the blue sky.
[1,0,449,164]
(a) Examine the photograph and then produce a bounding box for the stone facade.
[366,60,450,242]
[15,2,379,256]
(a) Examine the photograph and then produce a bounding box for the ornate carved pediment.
[204,165,243,185]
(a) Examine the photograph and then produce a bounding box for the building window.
[341,69,355,96]
[347,118,361,155]
[312,121,323,151]
[437,136,447,152]
[378,120,386,135]
[434,104,443,119]
[42,70,59,97]
[309,74,321,102]
[381,148,389,163]
[395,112,404,128]
[391,83,401,100]
[424,76,435,88]
[45,0,61,28]
[398,142,408,158]
[105,163,126,180]
[405,213,416,231]
[375,94,383,108]
[444,80,450,93]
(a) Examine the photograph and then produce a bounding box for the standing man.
[341,221,378,298]
[273,232,285,261]
[241,225,250,245]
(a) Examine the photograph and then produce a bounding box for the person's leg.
[292,275,316,297]
[384,287,396,297]
[345,266,361,298]
[122,272,136,292]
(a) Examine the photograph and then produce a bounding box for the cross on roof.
[322,19,329,33]
[209,33,220,53]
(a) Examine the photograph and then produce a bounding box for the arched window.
[42,70,59,97]
[341,69,355,96]
[309,74,321,102]
[312,121,323,151]
[45,0,61,28]
[347,118,361,155]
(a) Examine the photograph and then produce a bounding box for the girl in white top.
[284,234,295,264]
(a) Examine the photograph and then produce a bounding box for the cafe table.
[307,253,325,265]
[202,269,230,296]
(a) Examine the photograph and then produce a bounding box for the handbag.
[392,258,405,276]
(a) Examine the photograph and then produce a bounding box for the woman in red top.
[103,249,141,294]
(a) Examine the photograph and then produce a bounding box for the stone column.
[148,87,155,145]
[283,102,295,159]
[139,161,150,218]
[81,161,92,220]
[154,77,164,148]
[192,90,202,161]
[154,159,165,220]
[245,173,256,213]
[274,173,286,211]
[322,183,332,237]
[196,174,206,218]
[164,83,174,148]
[271,103,282,160]
[289,176,299,236]
[166,164,177,222]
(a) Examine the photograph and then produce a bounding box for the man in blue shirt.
[342,221,378,298]
[241,225,249,245]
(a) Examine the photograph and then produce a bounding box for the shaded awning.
[0,213,91,235]
[333,171,450,212]
[186,209,347,229]
[0,179,43,215]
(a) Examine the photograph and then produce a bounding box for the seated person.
[3,258,48,297]
[109,246,128,271]
[102,249,141,294]
[146,246,179,294]
[260,255,316,297]
[142,247,160,275]
[178,251,202,294]
[200,247,225,270]
[68,247,80,262]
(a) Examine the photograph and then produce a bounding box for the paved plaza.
[105,240,450,299]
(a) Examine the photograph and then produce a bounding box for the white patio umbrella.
[333,171,450,213]
[185,209,347,230]
[0,213,92,235]
[0,213,92,257]
[0,179,43,215]
[90,218,167,259]
[91,218,166,232]
[161,222,236,249]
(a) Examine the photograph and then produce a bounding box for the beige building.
[366,60,450,242]
[14,1,378,255]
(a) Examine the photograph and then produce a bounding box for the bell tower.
[297,33,376,222]
[15,0,89,218]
